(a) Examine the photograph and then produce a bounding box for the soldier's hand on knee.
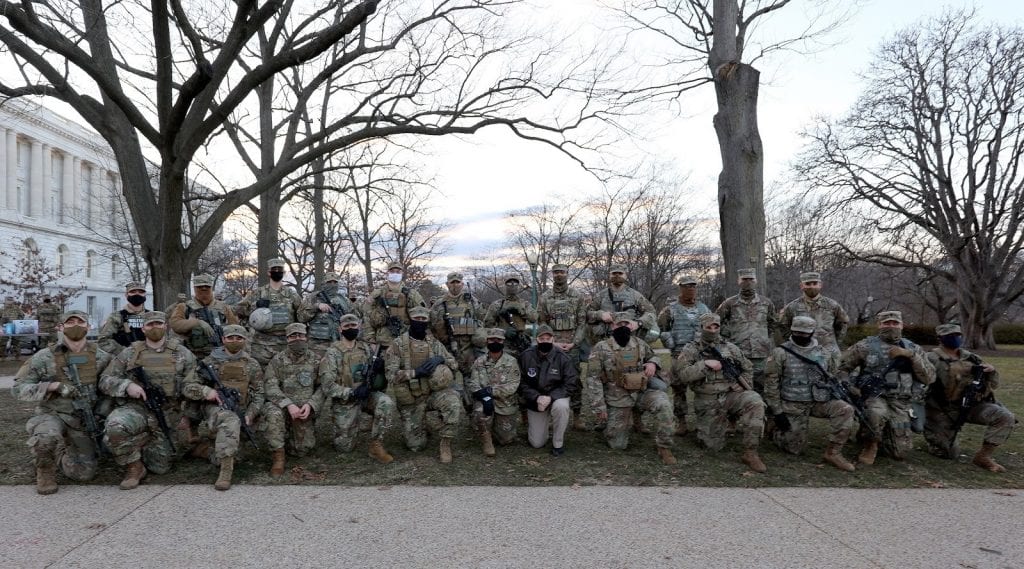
[287,404,303,419]
[298,404,312,420]
[644,363,657,377]
[537,395,551,411]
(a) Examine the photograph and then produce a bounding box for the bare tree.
[797,10,1024,348]
[504,199,587,293]
[0,240,84,309]
[378,183,450,273]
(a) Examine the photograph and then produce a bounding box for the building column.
[41,144,52,218]
[61,151,75,223]
[29,138,43,217]
[91,166,105,230]
[5,130,15,211]
[0,128,6,208]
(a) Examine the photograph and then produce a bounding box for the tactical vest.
[308,291,350,341]
[184,301,227,351]
[213,356,250,406]
[443,297,478,336]
[340,345,371,388]
[54,345,100,387]
[779,343,829,403]
[611,342,646,391]
[398,335,433,397]
[258,287,294,333]
[859,336,918,399]
[545,290,579,340]
[668,302,707,347]
[121,310,146,340]
[498,299,527,329]
[383,288,410,324]
[603,288,638,316]
[130,342,180,400]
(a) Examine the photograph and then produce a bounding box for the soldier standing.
[169,274,239,360]
[586,265,658,343]
[262,323,325,476]
[12,310,112,494]
[35,294,62,348]
[318,314,396,464]
[924,323,1015,472]
[429,272,486,405]
[763,316,856,472]
[235,258,303,367]
[386,307,462,463]
[2,295,26,359]
[537,264,588,429]
[363,262,426,352]
[658,275,711,435]
[98,282,149,356]
[299,271,355,356]
[838,311,935,465]
[519,325,579,456]
[466,328,521,456]
[484,274,537,358]
[717,268,778,395]
[780,271,850,354]
[189,324,264,490]
[100,311,200,490]
[673,313,768,473]
[587,312,676,465]
[164,293,189,317]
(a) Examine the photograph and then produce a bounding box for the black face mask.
[791,334,813,347]
[341,328,360,341]
[127,294,146,307]
[537,342,553,354]
[612,326,632,347]
[487,341,504,354]
[269,270,285,282]
[409,320,429,340]
[43,299,51,304]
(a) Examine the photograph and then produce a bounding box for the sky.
[417,0,1024,275]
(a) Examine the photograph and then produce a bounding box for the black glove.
[773,413,791,433]
[351,382,371,402]
[413,356,445,379]
[505,307,521,317]
[473,387,494,417]
[255,299,270,309]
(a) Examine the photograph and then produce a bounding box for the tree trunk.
[712,61,766,290]
[958,286,997,350]
[257,187,282,286]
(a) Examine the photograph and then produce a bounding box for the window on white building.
[111,255,119,279]
[85,250,96,278]
[86,296,96,323]
[111,298,119,315]
[56,244,69,276]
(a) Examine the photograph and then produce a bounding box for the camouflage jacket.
[838,335,935,401]
[925,347,997,409]
[168,298,239,355]
[319,339,376,401]
[658,300,711,354]
[385,332,458,384]
[762,339,840,412]
[97,306,148,356]
[0,303,24,324]
[362,284,426,345]
[192,348,265,422]
[537,286,588,345]
[263,347,324,412]
[716,293,778,359]
[429,292,485,346]
[586,336,660,411]
[236,284,302,336]
[586,286,656,339]
[673,336,754,396]
[466,352,521,415]
[99,338,200,407]
[35,303,62,334]
[484,295,538,332]
[297,288,356,342]
[780,295,849,352]
[12,340,113,417]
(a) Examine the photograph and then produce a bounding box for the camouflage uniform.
[363,283,426,349]
[429,273,486,403]
[169,289,239,360]
[385,328,462,452]
[586,331,673,452]
[318,337,396,452]
[235,282,302,367]
[780,295,849,355]
[262,341,325,457]
[537,276,588,416]
[2,297,25,358]
[659,293,712,432]
[298,275,356,356]
[163,294,189,320]
[838,318,935,461]
[586,285,657,342]
[35,298,62,347]
[466,349,521,446]
[12,337,113,483]
[484,281,537,359]
[190,345,264,464]
[717,291,777,394]
[100,335,200,474]
[98,282,150,357]
[924,343,1015,461]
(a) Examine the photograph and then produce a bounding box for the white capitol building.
[0,100,139,327]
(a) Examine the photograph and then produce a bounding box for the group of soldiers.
[10,260,1016,495]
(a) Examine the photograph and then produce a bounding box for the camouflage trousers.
[397,388,461,451]
[260,402,317,457]
[452,339,484,409]
[749,357,766,394]
[250,332,288,368]
[472,406,521,446]
[605,390,674,450]
[3,336,21,358]
[692,389,765,451]
[773,399,854,455]
[104,402,185,473]
[25,413,98,481]
[328,392,395,452]
[924,401,1016,459]
[193,405,242,464]
[861,397,914,460]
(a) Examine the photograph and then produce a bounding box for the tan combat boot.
[572,411,586,432]
[270,448,286,477]
[439,437,453,464]
[480,430,496,457]
[657,447,677,465]
[973,443,1006,473]
[368,440,394,464]
[823,443,856,472]
[35,461,58,495]
[741,448,767,473]
[119,460,147,490]
[214,457,234,491]
[858,440,879,466]
[674,417,689,437]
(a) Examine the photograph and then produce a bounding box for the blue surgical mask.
[939,334,963,349]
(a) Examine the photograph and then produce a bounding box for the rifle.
[442,301,459,356]
[187,305,224,347]
[952,364,987,435]
[130,366,176,452]
[500,306,531,353]
[196,360,259,449]
[700,345,752,391]
[376,294,403,338]
[63,360,106,452]
[316,291,341,342]
[779,344,876,438]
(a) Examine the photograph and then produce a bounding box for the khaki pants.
[527,397,571,449]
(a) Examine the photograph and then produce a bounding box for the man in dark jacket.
[518,325,579,455]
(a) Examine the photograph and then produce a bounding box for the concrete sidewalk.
[1,485,1020,568]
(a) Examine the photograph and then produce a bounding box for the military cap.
[799,271,822,283]
[324,272,341,283]
[536,324,555,337]
[61,310,89,323]
[698,313,721,326]
[268,258,286,269]
[409,306,430,320]
[676,275,698,286]
[608,264,627,274]
[447,272,463,283]
[737,268,756,279]
[387,261,404,272]
[284,322,307,336]
[193,273,215,287]
[551,264,569,273]
[486,328,506,339]
[876,310,902,324]
[612,311,636,324]
[339,314,360,326]
[143,311,167,324]
[935,323,962,336]
[221,324,249,340]
[124,282,145,292]
[790,316,816,333]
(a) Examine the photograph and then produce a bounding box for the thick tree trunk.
[312,160,326,288]
[712,61,766,290]
[257,187,282,286]
[958,288,997,350]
